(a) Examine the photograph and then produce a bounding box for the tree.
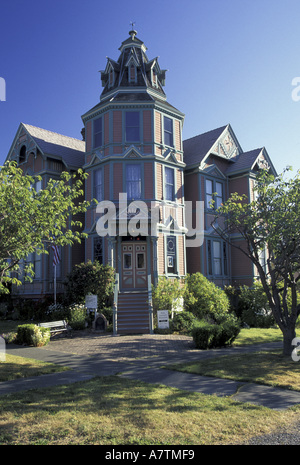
[212,167,300,355]
[0,161,92,294]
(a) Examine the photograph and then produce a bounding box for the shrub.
[184,273,230,323]
[191,319,240,349]
[64,261,115,310]
[68,304,87,330]
[171,311,198,333]
[16,324,50,347]
[152,277,183,312]
[228,281,275,328]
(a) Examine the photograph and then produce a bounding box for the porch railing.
[148,274,154,334]
[113,273,119,336]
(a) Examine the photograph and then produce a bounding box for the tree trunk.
[282,327,296,356]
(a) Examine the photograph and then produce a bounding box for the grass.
[0,375,299,445]
[0,354,68,382]
[233,327,286,346]
[168,350,300,391]
[1,323,300,444]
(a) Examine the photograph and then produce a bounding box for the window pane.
[137,253,145,269]
[124,253,132,269]
[93,117,102,148]
[126,112,140,141]
[94,169,102,202]
[216,182,223,197]
[126,164,141,200]
[206,179,213,194]
[94,237,103,264]
[164,116,173,147]
[165,167,174,201]
[213,241,222,275]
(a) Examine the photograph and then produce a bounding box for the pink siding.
[104,113,109,146]
[175,120,181,151]
[143,110,152,143]
[177,169,183,203]
[34,153,43,172]
[144,162,153,199]
[113,163,123,200]
[156,163,163,200]
[113,111,122,143]
[104,164,110,198]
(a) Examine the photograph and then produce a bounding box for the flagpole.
[54,263,57,306]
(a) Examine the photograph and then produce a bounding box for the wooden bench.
[38,320,72,337]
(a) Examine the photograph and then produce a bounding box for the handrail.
[113,273,119,336]
[148,274,154,334]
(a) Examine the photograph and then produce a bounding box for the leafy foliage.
[152,277,183,312]
[191,319,240,349]
[184,272,231,323]
[64,260,115,310]
[0,161,92,294]
[213,168,300,354]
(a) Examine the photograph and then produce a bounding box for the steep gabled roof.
[23,124,85,169]
[183,125,228,167]
[7,123,85,170]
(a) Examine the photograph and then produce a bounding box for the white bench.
[38,320,72,337]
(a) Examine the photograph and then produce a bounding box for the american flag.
[51,241,60,266]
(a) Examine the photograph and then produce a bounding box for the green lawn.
[1,374,299,445]
[1,324,300,445]
[0,354,68,382]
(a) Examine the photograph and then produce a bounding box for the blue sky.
[1,0,300,176]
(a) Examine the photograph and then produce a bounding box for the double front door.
[121,242,147,289]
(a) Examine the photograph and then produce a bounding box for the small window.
[205,179,224,210]
[19,145,26,163]
[164,116,173,147]
[206,179,213,209]
[93,168,102,202]
[207,239,228,277]
[94,237,103,264]
[129,65,136,83]
[215,182,223,209]
[125,112,140,142]
[126,164,141,200]
[165,167,175,201]
[93,117,102,148]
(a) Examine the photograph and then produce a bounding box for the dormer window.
[128,64,137,83]
[152,69,158,87]
[109,69,114,88]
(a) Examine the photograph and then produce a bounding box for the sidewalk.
[2,333,300,411]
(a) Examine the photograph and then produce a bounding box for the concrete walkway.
[2,332,300,410]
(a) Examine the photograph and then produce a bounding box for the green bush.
[226,281,275,328]
[171,311,198,333]
[191,319,240,349]
[64,261,115,310]
[68,304,87,330]
[152,277,183,312]
[184,273,231,323]
[16,324,50,347]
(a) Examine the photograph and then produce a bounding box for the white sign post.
[0,336,6,362]
[85,295,98,318]
[157,310,169,329]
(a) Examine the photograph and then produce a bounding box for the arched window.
[19,145,26,163]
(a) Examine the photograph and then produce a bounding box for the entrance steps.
[117,291,150,334]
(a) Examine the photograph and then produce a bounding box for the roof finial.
[129,22,137,40]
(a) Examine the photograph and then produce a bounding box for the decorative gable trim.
[123,145,143,159]
[200,164,226,179]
